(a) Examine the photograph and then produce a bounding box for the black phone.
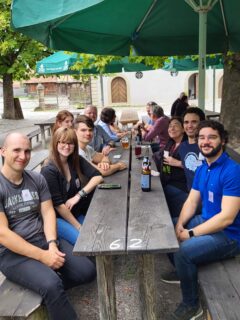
[98,183,121,189]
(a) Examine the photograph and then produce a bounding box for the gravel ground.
[67,254,208,320]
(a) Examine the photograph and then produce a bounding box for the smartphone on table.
[98,183,121,189]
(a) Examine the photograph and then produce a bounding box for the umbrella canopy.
[12,0,238,109]
[12,0,240,56]
[36,51,153,75]
[163,55,223,72]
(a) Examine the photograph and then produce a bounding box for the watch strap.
[188,229,194,238]
[47,239,59,246]
[78,189,88,198]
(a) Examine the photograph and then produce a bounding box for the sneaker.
[168,303,203,320]
[160,271,180,284]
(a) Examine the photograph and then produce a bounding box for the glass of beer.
[121,137,129,149]
[135,145,141,158]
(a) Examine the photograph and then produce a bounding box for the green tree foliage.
[70,53,167,74]
[0,0,49,119]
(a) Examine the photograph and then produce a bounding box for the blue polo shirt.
[192,152,240,245]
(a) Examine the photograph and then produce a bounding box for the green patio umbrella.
[12,0,240,109]
[36,51,153,75]
[36,51,153,105]
[163,55,223,111]
[162,55,223,72]
[11,1,240,56]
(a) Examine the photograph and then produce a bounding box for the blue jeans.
[173,215,240,307]
[57,215,85,245]
[0,238,96,320]
[163,184,188,218]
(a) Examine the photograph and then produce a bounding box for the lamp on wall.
[170,70,178,77]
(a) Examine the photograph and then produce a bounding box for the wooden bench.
[0,279,46,319]
[34,117,55,149]
[27,127,51,146]
[198,146,240,320]
[26,150,49,171]
[0,150,49,319]
[73,144,178,320]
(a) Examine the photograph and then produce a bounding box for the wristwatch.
[47,239,59,246]
[78,189,88,198]
[188,229,195,238]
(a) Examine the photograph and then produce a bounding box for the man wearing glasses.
[166,120,240,320]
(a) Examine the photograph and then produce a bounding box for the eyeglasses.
[58,141,75,147]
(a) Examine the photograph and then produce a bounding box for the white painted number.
[129,239,142,248]
[109,239,121,250]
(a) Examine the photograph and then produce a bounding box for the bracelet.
[107,142,114,148]
[78,189,88,198]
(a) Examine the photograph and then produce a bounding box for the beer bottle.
[141,156,151,192]
[136,125,142,145]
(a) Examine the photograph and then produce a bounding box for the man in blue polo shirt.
[167,120,240,320]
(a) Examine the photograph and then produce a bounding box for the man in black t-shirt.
[0,132,96,320]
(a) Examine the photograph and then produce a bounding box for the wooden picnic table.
[34,111,83,148]
[34,117,55,149]
[119,110,139,126]
[73,143,179,320]
[205,110,220,120]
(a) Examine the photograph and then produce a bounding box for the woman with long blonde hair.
[41,127,103,245]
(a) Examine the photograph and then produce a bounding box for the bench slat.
[0,277,42,318]
[199,257,240,320]
[26,150,49,171]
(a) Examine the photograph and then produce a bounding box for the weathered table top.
[34,116,56,126]
[74,147,130,256]
[205,110,220,119]
[127,148,179,254]
[74,144,178,256]
[119,110,139,125]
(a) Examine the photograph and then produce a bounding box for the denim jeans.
[0,238,96,320]
[173,215,240,307]
[57,215,85,245]
[163,184,188,218]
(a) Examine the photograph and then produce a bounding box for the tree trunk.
[2,73,24,120]
[220,54,240,147]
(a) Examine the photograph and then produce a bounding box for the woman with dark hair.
[52,110,74,133]
[41,127,103,245]
[98,107,128,141]
[154,117,188,217]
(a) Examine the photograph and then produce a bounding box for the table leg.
[96,256,117,320]
[40,126,46,149]
[138,254,157,320]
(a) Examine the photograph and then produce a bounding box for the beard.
[200,142,223,158]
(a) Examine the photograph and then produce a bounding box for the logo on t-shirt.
[184,152,203,172]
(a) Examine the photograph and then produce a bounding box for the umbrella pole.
[213,66,216,111]
[198,10,207,111]
[100,75,104,107]
[185,0,219,111]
